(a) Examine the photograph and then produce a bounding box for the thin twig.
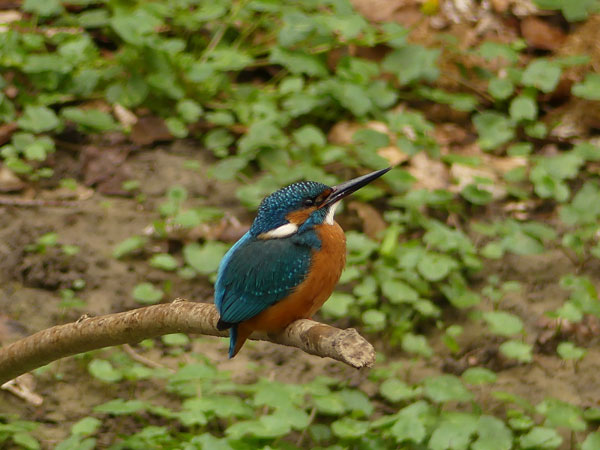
[0,196,81,207]
[1,374,43,406]
[122,344,175,373]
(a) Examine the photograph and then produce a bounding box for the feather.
[228,325,238,358]
[214,231,319,326]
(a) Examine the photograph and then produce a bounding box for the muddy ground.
[1,141,599,448]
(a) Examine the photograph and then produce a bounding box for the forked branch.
[0,300,375,385]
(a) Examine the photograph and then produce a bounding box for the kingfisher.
[215,167,391,358]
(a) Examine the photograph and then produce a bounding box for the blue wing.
[215,232,313,325]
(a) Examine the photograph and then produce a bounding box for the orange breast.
[232,222,346,354]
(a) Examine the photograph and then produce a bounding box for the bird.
[215,167,391,358]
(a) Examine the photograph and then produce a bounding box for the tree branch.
[0,300,375,385]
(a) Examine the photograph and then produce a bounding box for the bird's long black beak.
[322,167,391,207]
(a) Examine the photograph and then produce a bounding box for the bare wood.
[0,300,375,385]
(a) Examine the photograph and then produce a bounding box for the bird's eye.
[303,198,315,207]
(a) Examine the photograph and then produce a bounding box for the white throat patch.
[259,222,299,239]
[324,202,339,225]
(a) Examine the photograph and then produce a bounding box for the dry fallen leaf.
[80,145,132,195]
[0,122,17,146]
[521,16,566,51]
[114,104,138,128]
[377,146,409,165]
[329,121,408,166]
[350,0,417,23]
[328,121,363,146]
[449,163,506,199]
[1,375,43,406]
[0,166,25,193]
[348,201,388,239]
[408,152,449,190]
[130,116,172,145]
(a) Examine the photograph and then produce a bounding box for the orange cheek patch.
[316,189,332,204]
[286,207,316,225]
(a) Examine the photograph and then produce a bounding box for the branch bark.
[0,300,375,385]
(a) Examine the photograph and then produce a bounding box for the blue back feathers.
[250,181,330,236]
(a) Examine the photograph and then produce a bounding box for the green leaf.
[499,340,532,363]
[177,99,203,123]
[534,0,599,21]
[61,108,116,132]
[462,184,494,205]
[112,236,147,259]
[390,401,433,444]
[165,117,188,138]
[78,9,109,28]
[23,54,72,74]
[501,231,545,255]
[71,417,102,436]
[525,121,548,138]
[473,112,515,151]
[346,231,378,262]
[507,409,535,431]
[313,392,346,415]
[18,106,60,133]
[402,333,433,358]
[472,415,513,450]
[488,77,514,100]
[149,253,178,271]
[270,47,328,77]
[519,426,562,449]
[340,389,373,417]
[582,432,600,450]
[509,95,538,121]
[94,399,146,415]
[417,252,457,281]
[12,432,40,450]
[477,41,520,64]
[424,375,473,403]
[183,242,228,275]
[462,367,497,385]
[382,45,440,84]
[521,59,562,93]
[441,280,482,309]
[482,311,523,336]
[331,418,369,439]
[379,378,420,402]
[321,292,354,318]
[132,282,163,304]
[327,80,373,116]
[208,48,253,71]
[381,279,419,303]
[106,76,148,107]
[572,73,600,100]
[0,93,15,122]
[88,359,122,383]
[536,398,586,431]
[481,242,503,259]
[361,309,386,331]
[428,412,478,450]
[110,11,162,45]
[278,11,315,47]
[23,0,63,16]
[557,341,586,360]
[162,333,189,346]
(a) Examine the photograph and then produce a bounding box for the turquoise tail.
[228,325,238,359]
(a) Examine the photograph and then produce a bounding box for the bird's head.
[250,167,391,239]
